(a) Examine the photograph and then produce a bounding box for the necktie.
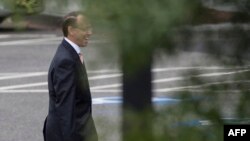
[79,53,84,64]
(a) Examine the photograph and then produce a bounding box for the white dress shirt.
[64,37,81,54]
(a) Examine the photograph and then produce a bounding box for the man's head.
[62,11,92,47]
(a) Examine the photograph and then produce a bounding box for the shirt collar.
[64,37,81,54]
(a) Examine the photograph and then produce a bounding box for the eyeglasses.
[74,25,92,32]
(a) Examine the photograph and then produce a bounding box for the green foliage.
[85,0,250,141]
[2,0,249,140]
[2,0,44,14]
[86,0,201,74]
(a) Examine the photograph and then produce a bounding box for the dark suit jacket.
[43,39,98,141]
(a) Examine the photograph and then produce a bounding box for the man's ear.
[68,26,75,36]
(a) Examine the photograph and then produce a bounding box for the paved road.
[0,30,250,141]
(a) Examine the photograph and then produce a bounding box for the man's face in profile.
[73,15,92,47]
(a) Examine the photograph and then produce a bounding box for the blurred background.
[0,0,250,141]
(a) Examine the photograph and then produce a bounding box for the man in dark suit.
[43,11,98,141]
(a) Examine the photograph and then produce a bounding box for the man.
[43,11,98,141]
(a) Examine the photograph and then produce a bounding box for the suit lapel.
[61,39,81,63]
[61,39,90,88]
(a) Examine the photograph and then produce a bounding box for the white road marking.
[88,65,250,75]
[0,34,57,38]
[0,82,47,90]
[0,70,119,77]
[0,37,107,46]
[0,73,121,90]
[0,71,119,81]
[91,89,122,93]
[152,65,250,72]
[0,67,249,92]
[0,88,248,93]
[0,89,112,93]
[197,69,250,77]
[155,80,250,93]
[0,65,248,80]
[87,70,120,74]
[0,80,249,93]
[0,89,48,93]
[153,69,250,83]
[89,74,122,80]
[0,73,26,75]
[91,84,122,90]
[0,72,47,80]
[0,82,121,91]
[0,89,122,93]
[0,37,62,46]
[76,65,250,74]
[0,35,12,39]
[90,69,250,90]
[0,73,20,76]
